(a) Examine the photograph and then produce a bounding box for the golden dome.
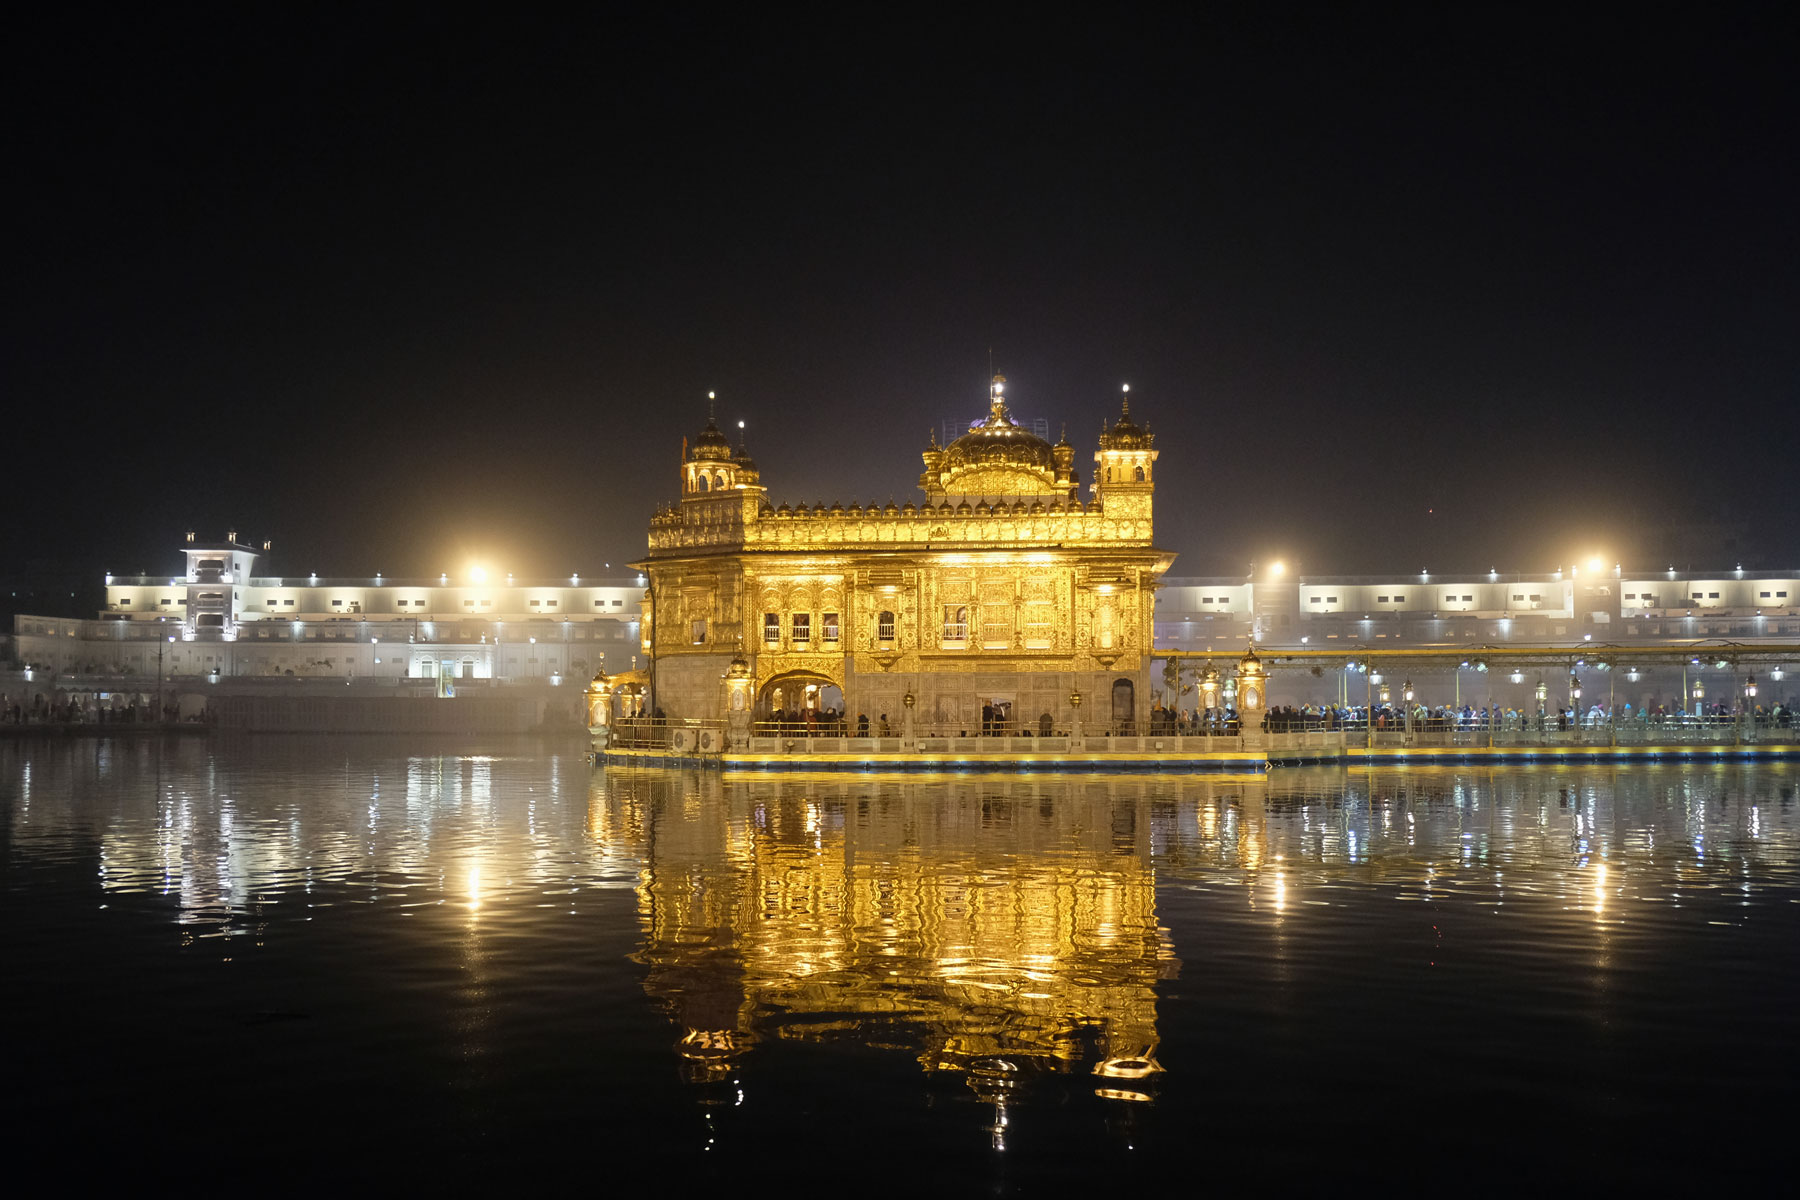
[690,417,734,462]
[924,375,1073,499]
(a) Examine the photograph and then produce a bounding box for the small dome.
[690,418,734,462]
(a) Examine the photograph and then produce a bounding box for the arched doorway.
[1111,678,1135,733]
[757,671,845,734]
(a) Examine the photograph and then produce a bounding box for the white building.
[13,533,644,687]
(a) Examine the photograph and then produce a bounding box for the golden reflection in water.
[592,770,1184,1107]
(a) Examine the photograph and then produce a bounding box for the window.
[1202,596,1214,604]
[690,619,706,645]
[530,600,541,606]
[1625,594,1637,600]
[1461,595,1472,602]
[942,605,968,643]
[877,610,895,643]
[267,599,278,606]
[197,614,224,628]
[594,599,604,606]
[1445,594,1456,603]
[1708,592,1719,599]
[1326,596,1338,603]
[1693,592,1704,599]
[764,613,780,643]
[1761,592,1771,599]
[791,613,810,645]
[119,598,130,605]
[283,599,294,606]
[1529,594,1541,602]
[822,612,839,644]
[1513,594,1524,601]
[464,600,475,607]
[332,599,344,606]
[1780,591,1790,599]
[546,600,558,607]
[612,599,623,606]
[1377,596,1389,603]
[1310,596,1323,603]
[1394,594,1406,602]
[481,599,492,606]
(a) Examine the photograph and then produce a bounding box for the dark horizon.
[9,8,1796,590]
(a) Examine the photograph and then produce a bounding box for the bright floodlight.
[1589,555,1603,572]
[708,391,715,400]
[1269,561,1285,576]
[469,566,488,584]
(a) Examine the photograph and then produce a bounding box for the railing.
[1358,714,1797,748]
[605,717,728,751]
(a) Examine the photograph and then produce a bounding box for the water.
[3,738,1796,1188]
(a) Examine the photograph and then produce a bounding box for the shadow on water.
[1,738,1796,1188]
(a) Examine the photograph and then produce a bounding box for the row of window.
[758,613,843,645]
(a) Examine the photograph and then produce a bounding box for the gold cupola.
[921,374,1074,501]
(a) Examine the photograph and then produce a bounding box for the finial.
[1121,383,1130,418]
[707,391,717,422]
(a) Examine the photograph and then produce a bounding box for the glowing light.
[1588,556,1603,573]
[1268,561,1285,577]
[469,566,488,584]
[1592,863,1607,912]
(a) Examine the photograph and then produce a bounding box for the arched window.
[877,610,896,644]
[1133,465,1145,482]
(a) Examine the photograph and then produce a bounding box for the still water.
[3,737,1795,1188]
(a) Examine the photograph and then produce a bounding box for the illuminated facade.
[637,378,1176,731]
[11,533,641,684]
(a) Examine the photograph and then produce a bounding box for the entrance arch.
[757,670,845,734]
[1111,677,1136,733]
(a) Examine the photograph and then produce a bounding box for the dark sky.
[8,7,1796,586]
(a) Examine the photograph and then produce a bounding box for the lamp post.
[158,634,174,725]
[1401,679,1414,739]
[1569,671,1582,741]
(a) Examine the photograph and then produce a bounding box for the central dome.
[920,375,1076,500]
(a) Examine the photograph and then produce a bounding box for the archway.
[757,671,845,734]
[1111,677,1135,733]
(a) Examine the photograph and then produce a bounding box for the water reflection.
[594,771,1187,1119]
[4,740,1798,1181]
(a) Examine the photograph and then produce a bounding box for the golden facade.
[636,377,1176,729]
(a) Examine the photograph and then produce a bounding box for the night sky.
[9,8,1796,592]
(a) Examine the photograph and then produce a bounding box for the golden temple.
[633,376,1175,733]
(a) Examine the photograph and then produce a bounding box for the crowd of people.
[1,694,189,725]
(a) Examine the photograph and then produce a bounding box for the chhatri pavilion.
[633,376,1174,734]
